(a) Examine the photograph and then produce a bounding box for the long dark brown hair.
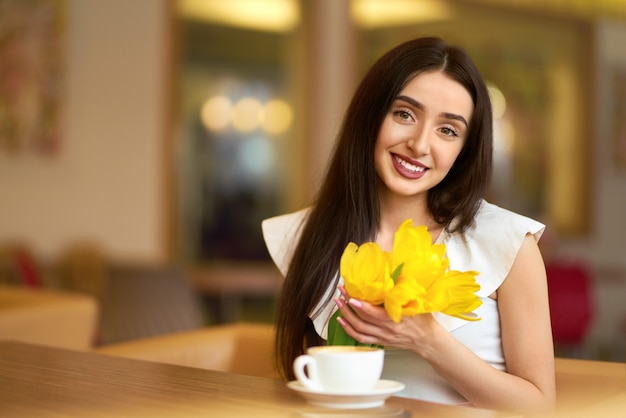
[274,37,493,380]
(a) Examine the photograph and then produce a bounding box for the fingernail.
[337,317,347,327]
[348,299,362,308]
[334,297,344,308]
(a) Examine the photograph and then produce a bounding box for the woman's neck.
[376,193,443,251]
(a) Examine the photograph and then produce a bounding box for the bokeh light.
[260,99,293,135]
[231,97,263,132]
[201,95,232,131]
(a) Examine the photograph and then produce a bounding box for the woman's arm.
[335,234,556,414]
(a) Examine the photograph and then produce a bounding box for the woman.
[262,37,555,414]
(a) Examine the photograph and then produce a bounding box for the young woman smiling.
[262,37,555,415]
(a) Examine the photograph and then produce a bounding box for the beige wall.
[0,0,170,263]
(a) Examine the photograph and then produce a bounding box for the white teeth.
[395,155,425,173]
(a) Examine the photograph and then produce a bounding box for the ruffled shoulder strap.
[446,201,545,297]
[262,208,337,339]
[434,201,545,331]
[261,208,309,277]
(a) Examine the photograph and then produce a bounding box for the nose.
[406,124,430,155]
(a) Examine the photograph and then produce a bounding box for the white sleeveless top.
[262,200,544,405]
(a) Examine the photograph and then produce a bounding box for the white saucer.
[287,380,405,409]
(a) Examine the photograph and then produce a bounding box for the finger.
[335,298,384,339]
[334,298,368,331]
[333,298,364,338]
[337,285,348,300]
[348,298,392,323]
[334,297,358,322]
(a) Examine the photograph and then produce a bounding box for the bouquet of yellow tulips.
[328,219,482,346]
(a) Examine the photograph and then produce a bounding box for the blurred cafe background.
[0,0,624,363]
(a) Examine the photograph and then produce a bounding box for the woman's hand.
[334,285,443,355]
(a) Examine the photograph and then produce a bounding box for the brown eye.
[440,126,459,137]
[394,110,413,121]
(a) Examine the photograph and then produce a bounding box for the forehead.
[399,71,474,120]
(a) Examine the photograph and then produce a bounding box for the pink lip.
[391,153,428,180]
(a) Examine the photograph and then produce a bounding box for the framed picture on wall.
[0,0,65,156]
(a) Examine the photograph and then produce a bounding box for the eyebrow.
[396,95,469,127]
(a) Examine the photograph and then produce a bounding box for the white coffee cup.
[293,346,384,393]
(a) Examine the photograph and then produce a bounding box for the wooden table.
[553,357,626,417]
[0,341,512,418]
[0,285,98,350]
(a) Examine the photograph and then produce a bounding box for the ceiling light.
[351,0,453,28]
[178,0,300,33]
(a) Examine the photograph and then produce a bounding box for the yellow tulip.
[392,220,449,288]
[334,219,482,334]
[383,275,427,323]
[430,270,482,321]
[340,242,394,305]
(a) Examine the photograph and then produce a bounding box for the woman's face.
[374,70,474,201]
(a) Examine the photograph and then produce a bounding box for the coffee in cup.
[293,346,384,393]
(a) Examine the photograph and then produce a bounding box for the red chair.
[546,261,595,350]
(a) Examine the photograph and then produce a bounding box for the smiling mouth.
[393,154,426,173]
